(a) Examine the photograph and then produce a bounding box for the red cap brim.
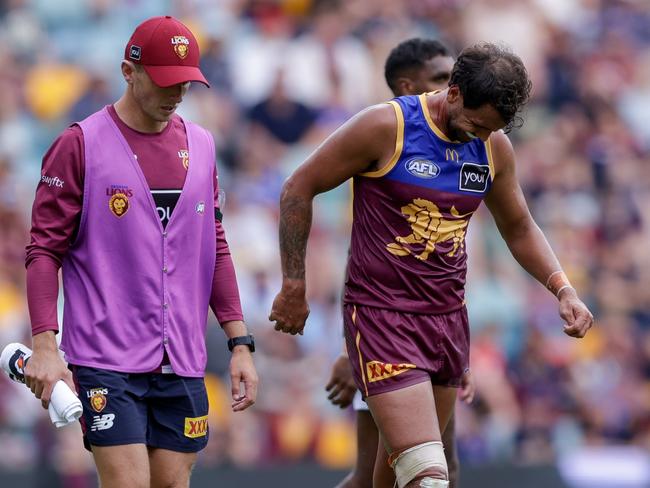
[142,65,210,88]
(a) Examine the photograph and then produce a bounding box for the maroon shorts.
[343,304,469,398]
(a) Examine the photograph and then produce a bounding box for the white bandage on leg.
[417,478,449,488]
[391,441,449,488]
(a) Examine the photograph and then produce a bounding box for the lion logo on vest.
[109,193,130,218]
[386,198,472,261]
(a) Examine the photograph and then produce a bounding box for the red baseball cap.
[124,16,209,87]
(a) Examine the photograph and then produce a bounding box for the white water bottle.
[1,342,83,428]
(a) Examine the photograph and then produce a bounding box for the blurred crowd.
[0,0,649,484]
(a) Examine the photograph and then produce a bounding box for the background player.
[24,16,258,488]
[270,42,593,488]
[325,38,474,488]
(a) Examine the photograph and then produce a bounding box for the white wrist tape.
[556,285,574,297]
[392,441,449,488]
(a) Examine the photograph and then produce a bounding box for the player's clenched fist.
[558,287,594,338]
[269,279,310,335]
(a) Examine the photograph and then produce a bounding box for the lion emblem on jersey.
[109,193,130,217]
[386,198,471,261]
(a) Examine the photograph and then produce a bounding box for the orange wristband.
[545,270,572,297]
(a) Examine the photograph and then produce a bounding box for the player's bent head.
[449,42,532,133]
[385,38,453,96]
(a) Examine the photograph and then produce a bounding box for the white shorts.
[352,390,369,411]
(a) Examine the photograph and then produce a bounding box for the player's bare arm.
[269,104,397,335]
[485,131,593,338]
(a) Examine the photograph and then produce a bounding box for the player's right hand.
[268,279,309,335]
[325,355,357,408]
[24,331,75,409]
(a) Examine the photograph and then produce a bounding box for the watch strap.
[227,334,255,353]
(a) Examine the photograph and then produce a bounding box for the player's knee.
[391,441,449,488]
[408,469,449,488]
[150,469,192,488]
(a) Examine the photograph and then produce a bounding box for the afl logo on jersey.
[405,158,440,179]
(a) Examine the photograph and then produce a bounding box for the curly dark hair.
[384,38,452,95]
[449,43,532,132]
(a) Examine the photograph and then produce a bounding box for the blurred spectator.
[68,72,113,123]
[282,0,374,110]
[247,70,318,145]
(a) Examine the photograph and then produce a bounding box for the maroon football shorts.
[343,303,469,398]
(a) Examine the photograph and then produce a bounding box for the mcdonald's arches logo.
[445,149,459,162]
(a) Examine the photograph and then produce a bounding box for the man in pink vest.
[24,16,258,488]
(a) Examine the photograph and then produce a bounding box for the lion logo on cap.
[171,35,190,59]
[109,193,130,217]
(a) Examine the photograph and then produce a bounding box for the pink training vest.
[61,107,216,377]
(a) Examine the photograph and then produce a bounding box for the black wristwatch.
[227,334,255,353]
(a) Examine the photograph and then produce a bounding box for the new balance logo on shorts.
[91,413,115,431]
